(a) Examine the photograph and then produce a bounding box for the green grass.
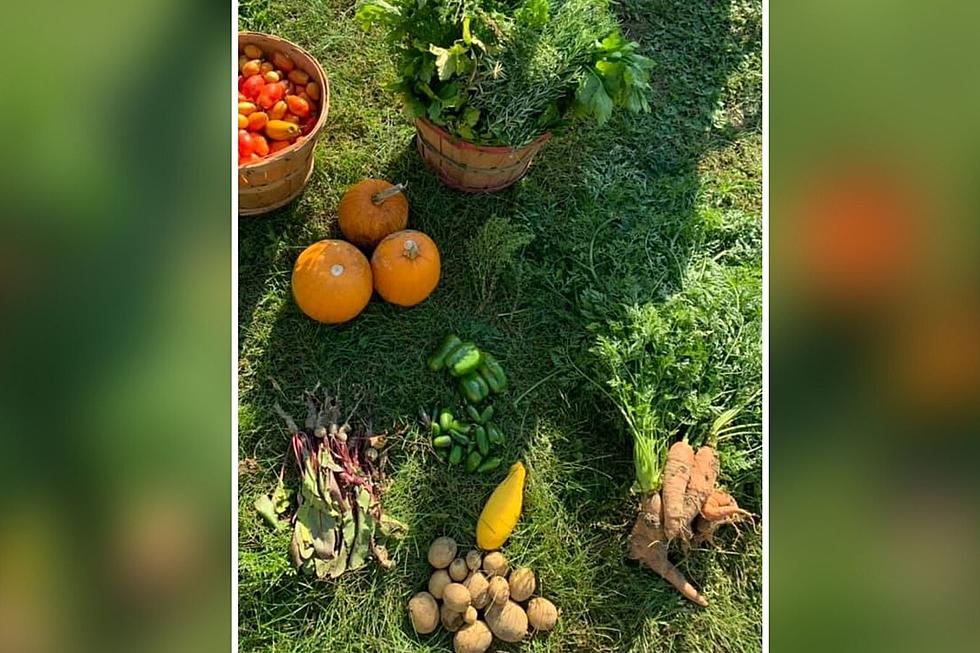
[238,1,762,651]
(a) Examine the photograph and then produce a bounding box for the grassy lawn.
[238,1,762,651]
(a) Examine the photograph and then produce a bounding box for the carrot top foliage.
[592,258,762,493]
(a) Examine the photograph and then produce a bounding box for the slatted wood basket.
[415,118,551,193]
[238,32,330,216]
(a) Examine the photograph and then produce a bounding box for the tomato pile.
[238,43,321,167]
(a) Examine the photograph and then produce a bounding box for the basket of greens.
[356,0,654,192]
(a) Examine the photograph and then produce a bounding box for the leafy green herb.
[356,0,654,146]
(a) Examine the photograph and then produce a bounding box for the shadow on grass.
[238,0,761,650]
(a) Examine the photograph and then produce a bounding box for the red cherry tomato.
[242,74,266,100]
[238,129,254,157]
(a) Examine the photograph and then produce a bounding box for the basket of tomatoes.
[238,32,330,216]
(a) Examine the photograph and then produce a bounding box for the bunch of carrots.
[628,440,752,607]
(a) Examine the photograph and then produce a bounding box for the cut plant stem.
[371,182,406,205]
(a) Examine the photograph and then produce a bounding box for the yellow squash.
[476,462,526,550]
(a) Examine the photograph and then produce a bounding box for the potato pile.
[408,536,560,653]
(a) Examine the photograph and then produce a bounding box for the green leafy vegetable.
[356,0,654,146]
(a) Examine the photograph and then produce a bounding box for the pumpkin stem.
[403,239,420,260]
[371,183,406,205]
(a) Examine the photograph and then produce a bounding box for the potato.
[464,571,490,610]
[508,567,536,602]
[443,583,472,613]
[449,558,469,582]
[407,592,439,634]
[488,576,510,605]
[428,569,452,599]
[482,551,508,577]
[527,597,559,632]
[465,549,482,571]
[464,606,478,625]
[441,603,465,632]
[428,537,458,569]
[454,620,493,653]
[485,600,528,643]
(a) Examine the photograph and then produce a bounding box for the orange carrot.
[700,490,752,522]
[628,491,708,607]
[661,441,695,539]
[677,446,720,538]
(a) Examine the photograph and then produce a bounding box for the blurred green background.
[773,2,980,652]
[0,2,231,652]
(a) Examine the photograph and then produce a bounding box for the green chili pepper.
[431,421,442,436]
[465,451,483,472]
[477,456,503,473]
[432,434,452,448]
[427,334,463,372]
[451,421,472,435]
[479,405,494,424]
[466,405,483,423]
[447,343,483,377]
[449,430,471,446]
[487,423,504,445]
[449,445,464,465]
[475,426,489,456]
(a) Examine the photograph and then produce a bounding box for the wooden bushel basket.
[415,118,551,193]
[238,32,330,216]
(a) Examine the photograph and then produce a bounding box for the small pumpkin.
[292,239,373,324]
[337,179,409,249]
[371,230,441,307]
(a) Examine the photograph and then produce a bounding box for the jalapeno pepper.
[449,429,471,446]
[487,423,504,445]
[477,456,503,473]
[449,445,464,465]
[446,342,483,377]
[479,405,494,424]
[465,451,483,472]
[427,334,463,372]
[458,372,489,404]
[466,405,483,423]
[475,426,490,456]
[477,353,508,394]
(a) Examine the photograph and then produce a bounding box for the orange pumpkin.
[292,240,373,324]
[371,230,441,307]
[337,179,409,249]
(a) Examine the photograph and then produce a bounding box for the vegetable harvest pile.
[258,388,407,579]
[408,536,559,653]
[240,0,762,649]
[423,335,510,473]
